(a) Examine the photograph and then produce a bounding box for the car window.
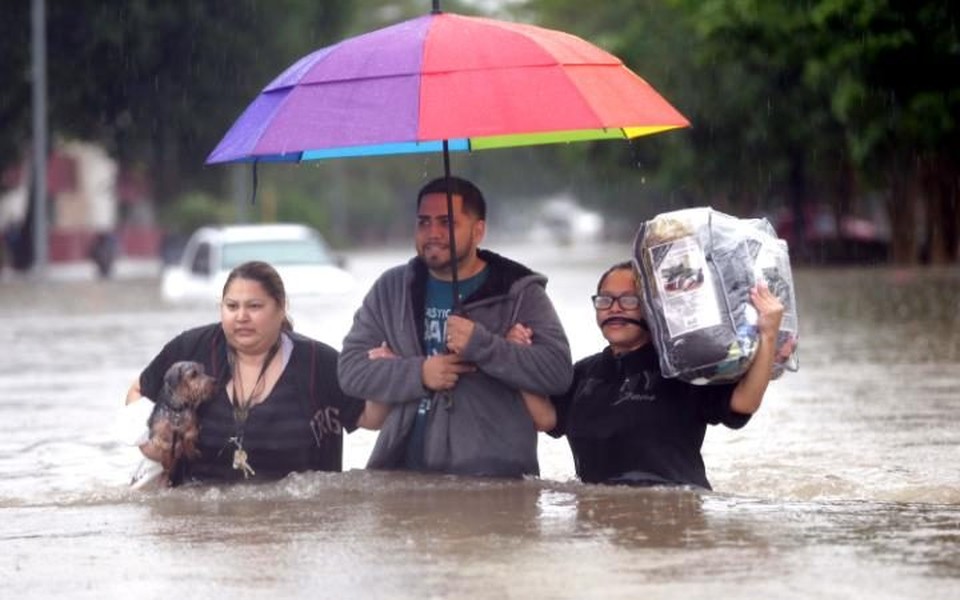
[191,243,212,275]
[220,239,333,270]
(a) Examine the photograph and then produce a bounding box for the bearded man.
[338,176,572,478]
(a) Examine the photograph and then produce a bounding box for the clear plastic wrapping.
[632,207,799,384]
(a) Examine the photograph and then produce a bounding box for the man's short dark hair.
[417,176,486,220]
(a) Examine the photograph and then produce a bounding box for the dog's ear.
[164,362,185,391]
[162,361,196,403]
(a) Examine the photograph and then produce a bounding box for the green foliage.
[807,0,960,161]
[347,0,486,33]
[0,3,33,165]
[271,188,331,236]
[1,0,354,199]
[158,191,231,234]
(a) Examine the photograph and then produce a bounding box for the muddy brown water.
[1,243,957,599]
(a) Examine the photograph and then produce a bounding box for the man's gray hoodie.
[338,249,573,477]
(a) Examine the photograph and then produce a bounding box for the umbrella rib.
[275,60,623,90]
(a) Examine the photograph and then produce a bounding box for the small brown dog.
[147,361,216,486]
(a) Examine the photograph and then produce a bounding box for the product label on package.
[647,236,721,337]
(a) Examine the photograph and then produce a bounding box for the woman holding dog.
[126,260,388,486]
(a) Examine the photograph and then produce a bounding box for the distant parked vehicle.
[161,223,355,304]
[773,204,890,264]
[529,195,604,246]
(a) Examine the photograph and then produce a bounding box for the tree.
[0,1,354,206]
[806,0,960,263]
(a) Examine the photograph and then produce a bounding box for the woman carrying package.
[544,261,784,490]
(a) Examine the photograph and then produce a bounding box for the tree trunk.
[885,155,919,265]
[788,151,809,263]
[920,155,959,264]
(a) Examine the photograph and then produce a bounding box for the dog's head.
[161,361,216,411]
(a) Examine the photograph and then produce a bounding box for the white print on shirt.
[310,406,342,446]
[611,371,657,405]
[424,306,452,356]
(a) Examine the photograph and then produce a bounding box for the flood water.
[1,242,958,599]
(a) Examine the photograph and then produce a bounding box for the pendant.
[232,448,256,478]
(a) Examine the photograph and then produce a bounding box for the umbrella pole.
[442,140,461,309]
[250,160,259,205]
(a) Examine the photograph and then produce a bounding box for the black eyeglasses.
[591,294,642,310]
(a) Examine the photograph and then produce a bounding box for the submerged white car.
[161,223,355,304]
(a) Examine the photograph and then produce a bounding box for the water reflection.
[570,487,712,548]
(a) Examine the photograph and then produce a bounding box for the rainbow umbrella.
[207,11,689,165]
[207,7,690,296]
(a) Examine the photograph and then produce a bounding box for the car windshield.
[221,239,333,269]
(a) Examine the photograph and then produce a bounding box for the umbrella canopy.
[206,12,689,165]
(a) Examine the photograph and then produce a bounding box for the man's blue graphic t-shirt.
[404,268,489,469]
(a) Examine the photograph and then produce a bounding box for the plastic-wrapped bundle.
[632,207,799,384]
